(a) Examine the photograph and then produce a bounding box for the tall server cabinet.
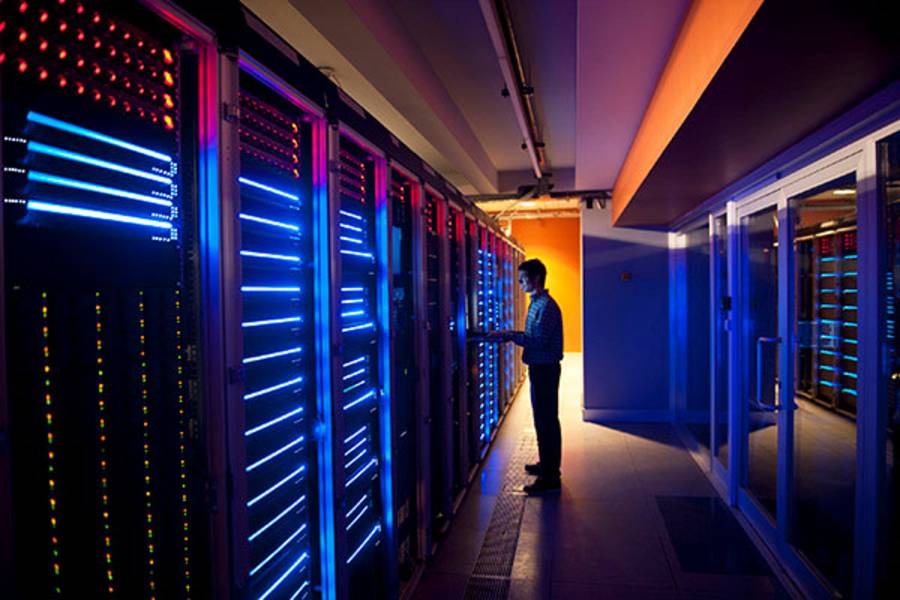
[328,130,394,599]
[447,203,468,496]
[0,0,211,596]
[220,59,325,600]
[388,164,425,591]
[424,188,452,534]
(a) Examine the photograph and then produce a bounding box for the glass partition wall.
[676,119,900,599]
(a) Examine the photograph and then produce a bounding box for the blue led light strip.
[344,438,367,457]
[27,201,173,229]
[244,376,304,401]
[246,436,306,472]
[243,346,304,365]
[242,316,302,328]
[28,171,173,206]
[340,249,375,259]
[250,524,308,577]
[238,176,300,201]
[346,458,378,487]
[346,525,381,564]
[239,213,300,232]
[258,553,309,600]
[344,426,367,443]
[342,322,375,333]
[346,495,368,518]
[248,496,307,542]
[240,250,301,263]
[247,465,307,507]
[27,142,173,184]
[241,286,301,293]
[245,407,304,437]
[27,111,173,162]
[344,390,376,410]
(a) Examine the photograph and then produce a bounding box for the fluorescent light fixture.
[27,200,172,229]
[27,111,172,162]
[832,188,856,196]
[238,176,299,201]
[27,142,173,184]
[28,171,173,206]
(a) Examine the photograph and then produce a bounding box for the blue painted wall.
[581,207,671,418]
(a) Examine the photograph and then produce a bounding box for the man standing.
[487,258,563,494]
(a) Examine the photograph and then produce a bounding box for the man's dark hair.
[519,258,547,286]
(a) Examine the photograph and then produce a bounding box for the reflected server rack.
[797,226,860,417]
[0,2,527,599]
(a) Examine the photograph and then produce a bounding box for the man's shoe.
[523,477,561,495]
[524,462,542,475]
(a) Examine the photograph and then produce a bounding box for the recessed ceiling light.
[833,188,855,196]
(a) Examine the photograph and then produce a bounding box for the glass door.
[712,214,730,473]
[738,195,785,525]
[736,163,862,598]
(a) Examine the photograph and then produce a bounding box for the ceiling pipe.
[478,0,545,180]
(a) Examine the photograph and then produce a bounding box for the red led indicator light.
[0,21,6,33]
[76,4,84,14]
[163,114,174,130]
[76,57,85,68]
[162,49,174,65]
[58,48,67,60]
[19,2,29,14]
[38,68,48,80]
[39,40,49,52]
[76,29,85,41]
[107,95,116,107]
[59,21,68,32]
[75,82,85,94]
[0,53,6,65]
[18,29,28,43]
[92,12,101,24]
[39,10,49,23]
[162,71,174,87]
[163,94,174,109]
[57,75,67,88]
[18,59,28,73]
[108,21,116,32]
[92,90,102,102]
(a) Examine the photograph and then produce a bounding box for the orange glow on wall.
[511,217,582,352]
[611,0,763,224]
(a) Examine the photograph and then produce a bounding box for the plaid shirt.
[511,290,563,365]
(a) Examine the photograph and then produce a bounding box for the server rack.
[0,0,214,596]
[447,202,469,499]
[797,226,860,417]
[328,128,395,599]
[387,163,427,592]
[217,54,326,600]
[423,187,453,535]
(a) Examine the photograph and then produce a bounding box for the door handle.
[754,336,781,412]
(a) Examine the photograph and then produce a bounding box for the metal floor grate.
[463,430,537,599]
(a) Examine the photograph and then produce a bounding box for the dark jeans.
[529,363,561,480]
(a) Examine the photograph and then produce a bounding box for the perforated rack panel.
[233,72,319,600]
[335,135,387,597]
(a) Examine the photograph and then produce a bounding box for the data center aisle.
[412,354,792,600]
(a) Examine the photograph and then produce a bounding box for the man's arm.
[509,301,560,350]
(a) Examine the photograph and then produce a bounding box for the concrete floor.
[412,353,790,600]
